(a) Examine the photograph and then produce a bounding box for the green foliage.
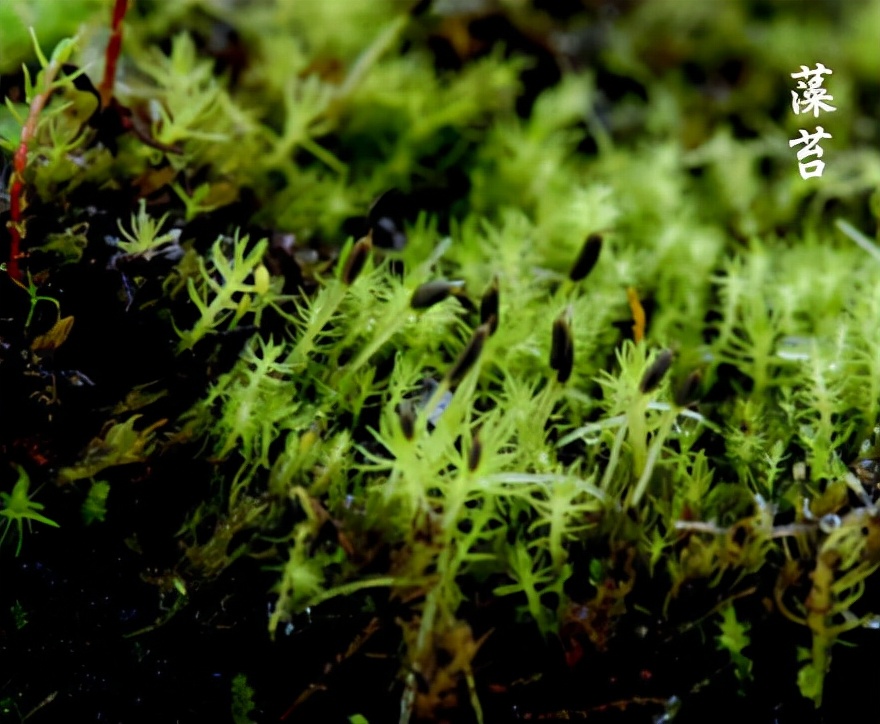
[0,32,106,204]
[0,466,59,556]
[780,502,880,707]
[42,222,90,264]
[195,337,305,470]
[5,1,880,718]
[58,415,165,484]
[81,480,110,525]
[230,673,256,724]
[115,200,179,257]
[174,232,281,352]
[715,603,753,686]
[11,600,28,630]
[494,541,568,635]
[7,270,61,331]
[0,0,102,73]
[133,32,260,173]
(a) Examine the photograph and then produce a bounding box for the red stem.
[7,168,25,282]
[99,0,129,108]
[7,0,129,281]
[7,82,54,282]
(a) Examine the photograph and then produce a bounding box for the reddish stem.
[8,175,25,282]
[7,74,57,282]
[7,0,129,281]
[99,0,129,108]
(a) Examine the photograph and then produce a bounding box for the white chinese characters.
[790,63,837,117]
[789,63,836,179]
[789,127,832,179]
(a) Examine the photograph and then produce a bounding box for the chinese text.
[789,63,836,179]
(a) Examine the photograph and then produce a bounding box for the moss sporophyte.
[2,0,880,720]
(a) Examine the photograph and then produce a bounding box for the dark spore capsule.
[446,322,491,387]
[468,431,482,472]
[569,233,602,282]
[368,189,408,250]
[673,369,702,408]
[550,309,574,384]
[397,400,416,440]
[480,276,500,335]
[342,234,372,285]
[853,457,880,489]
[639,349,674,394]
[410,280,465,309]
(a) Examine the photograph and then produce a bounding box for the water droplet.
[819,514,841,533]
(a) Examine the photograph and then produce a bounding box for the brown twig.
[279,617,381,719]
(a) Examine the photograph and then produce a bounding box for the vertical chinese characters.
[790,63,836,117]
[789,63,836,179]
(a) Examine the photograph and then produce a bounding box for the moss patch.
[2,1,880,721]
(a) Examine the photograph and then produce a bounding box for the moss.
[2,1,880,720]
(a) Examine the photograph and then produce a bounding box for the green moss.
[3,1,880,719]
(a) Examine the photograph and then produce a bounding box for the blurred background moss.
[3,0,877,241]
